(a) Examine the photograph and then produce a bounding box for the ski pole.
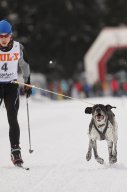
[26,96,34,153]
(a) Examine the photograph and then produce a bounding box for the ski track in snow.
[0,97,127,191]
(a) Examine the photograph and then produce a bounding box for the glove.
[24,85,32,98]
[24,76,32,98]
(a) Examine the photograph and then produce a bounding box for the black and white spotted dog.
[85,104,118,164]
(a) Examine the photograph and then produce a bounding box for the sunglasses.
[0,34,11,38]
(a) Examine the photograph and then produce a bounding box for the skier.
[0,20,32,166]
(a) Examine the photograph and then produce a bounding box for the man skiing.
[0,19,32,167]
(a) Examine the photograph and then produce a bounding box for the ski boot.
[11,145,23,166]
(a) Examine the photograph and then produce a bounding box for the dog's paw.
[109,156,117,164]
[96,157,104,164]
[86,152,92,161]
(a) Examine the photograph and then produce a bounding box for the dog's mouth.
[95,113,104,121]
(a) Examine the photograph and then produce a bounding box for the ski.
[15,164,30,171]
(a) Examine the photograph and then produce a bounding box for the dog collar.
[98,123,105,128]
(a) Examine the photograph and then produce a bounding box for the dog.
[85,104,118,164]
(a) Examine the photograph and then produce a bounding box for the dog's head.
[85,104,116,123]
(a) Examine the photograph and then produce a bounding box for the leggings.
[0,83,20,148]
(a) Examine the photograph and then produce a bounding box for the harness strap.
[90,118,109,140]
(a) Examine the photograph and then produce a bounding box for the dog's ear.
[105,104,116,111]
[85,107,92,114]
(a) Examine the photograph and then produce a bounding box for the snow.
[0,96,127,192]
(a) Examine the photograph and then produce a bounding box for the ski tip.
[15,164,30,171]
[21,166,30,171]
[26,167,30,170]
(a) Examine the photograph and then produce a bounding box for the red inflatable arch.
[84,27,127,85]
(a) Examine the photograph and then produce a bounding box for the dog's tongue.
[97,115,101,119]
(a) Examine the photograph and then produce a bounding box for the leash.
[11,80,94,106]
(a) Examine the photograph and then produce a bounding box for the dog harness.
[89,118,109,140]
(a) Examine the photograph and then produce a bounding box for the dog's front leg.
[112,121,118,163]
[113,141,117,158]
[107,141,114,164]
[86,139,92,161]
[107,141,117,164]
[112,141,117,163]
[92,140,104,164]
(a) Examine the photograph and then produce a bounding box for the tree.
[0,0,103,78]
[104,0,127,26]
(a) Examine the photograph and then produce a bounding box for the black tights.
[0,83,20,148]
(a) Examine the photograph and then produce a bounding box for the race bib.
[0,41,20,82]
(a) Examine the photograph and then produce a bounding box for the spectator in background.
[101,80,111,96]
[82,81,91,97]
[93,81,103,97]
[122,81,127,96]
[111,77,119,96]
[60,79,69,98]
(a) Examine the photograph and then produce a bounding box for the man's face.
[0,33,12,47]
